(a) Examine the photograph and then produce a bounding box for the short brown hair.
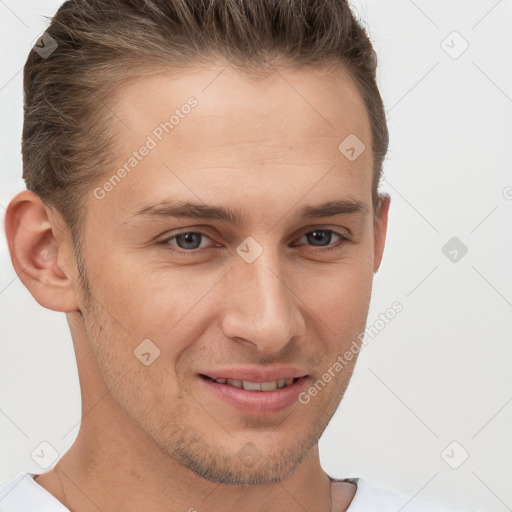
[22,0,388,245]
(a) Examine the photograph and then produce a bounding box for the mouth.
[200,374,300,391]
[198,371,309,415]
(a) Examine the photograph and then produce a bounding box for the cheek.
[296,258,373,323]
[294,259,374,376]
[89,261,227,377]
[82,287,188,416]
[128,267,226,346]
[84,246,206,330]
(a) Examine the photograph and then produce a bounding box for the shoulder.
[0,472,68,511]
[338,477,479,512]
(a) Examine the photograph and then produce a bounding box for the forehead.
[93,63,373,221]
[113,62,371,148]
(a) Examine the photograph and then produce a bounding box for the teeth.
[213,377,297,391]
[261,381,277,391]
[243,381,261,391]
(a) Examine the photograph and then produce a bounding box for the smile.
[198,372,308,415]
[202,376,298,391]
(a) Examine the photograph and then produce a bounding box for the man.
[1,0,477,510]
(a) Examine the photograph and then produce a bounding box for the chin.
[180,451,303,485]
[167,429,319,485]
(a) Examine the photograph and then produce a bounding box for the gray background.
[1,1,511,511]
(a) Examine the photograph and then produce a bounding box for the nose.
[220,246,306,355]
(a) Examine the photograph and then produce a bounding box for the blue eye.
[294,229,348,249]
[163,231,213,251]
[159,228,349,255]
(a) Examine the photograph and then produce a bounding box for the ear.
[4,190,80,312]
[373,192,391,273]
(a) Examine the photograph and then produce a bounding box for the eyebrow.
[129,198,368,224]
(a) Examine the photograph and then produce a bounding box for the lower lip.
[199,375,308,415]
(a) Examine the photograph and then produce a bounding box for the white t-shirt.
[0,472,477,511]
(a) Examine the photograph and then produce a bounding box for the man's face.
[74,63,386,484]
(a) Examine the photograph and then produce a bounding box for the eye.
[160,231,215,252]
[292,229,350,250]
[158,228,350,255]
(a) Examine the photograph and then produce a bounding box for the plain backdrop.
[1,1,511,511]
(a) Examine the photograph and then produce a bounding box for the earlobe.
[373,193,391,273]
[4,190,80,313]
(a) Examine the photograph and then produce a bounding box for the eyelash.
[158,228,350,256]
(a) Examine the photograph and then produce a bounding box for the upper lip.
[200,367,308,382]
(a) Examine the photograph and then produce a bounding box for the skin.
[5,61,390,512]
